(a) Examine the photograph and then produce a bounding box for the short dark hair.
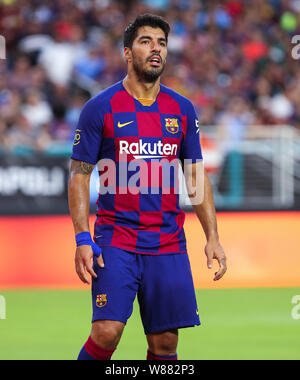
[123,14,170,49]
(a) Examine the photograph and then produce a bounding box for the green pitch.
[0,288,299,360]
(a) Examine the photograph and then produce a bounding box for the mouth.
[148,56,161,67]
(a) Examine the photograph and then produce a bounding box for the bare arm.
[68,159,103,284]
[185,162,227,281]
[68,159,94,234]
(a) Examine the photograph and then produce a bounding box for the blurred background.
[0,0,300,360]
[1,0,300,212]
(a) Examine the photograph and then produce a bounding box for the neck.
[123,72,160,100]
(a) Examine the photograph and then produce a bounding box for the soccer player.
[68,14,227,361]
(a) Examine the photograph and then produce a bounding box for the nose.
[151,40,161,52]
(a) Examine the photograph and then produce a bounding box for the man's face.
[127,26,168,83]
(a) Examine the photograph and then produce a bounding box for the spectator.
[21,89,53,130]
[8,56,33,92]
[38,24,77,87]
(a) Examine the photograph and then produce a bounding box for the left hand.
[205,238,227,281]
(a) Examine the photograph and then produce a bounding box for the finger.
[214,268,226,281]
[205,247,214,269]
[207,256,213,269]
[84,258,98,279]
[97,254,105,268]
[91,242,102,260]
[75,260,90,284]
[214,257,227,281]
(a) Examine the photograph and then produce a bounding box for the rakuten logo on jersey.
[119,140,178,159]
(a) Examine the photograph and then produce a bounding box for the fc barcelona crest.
[165,118,179,134]
[96,294,107,308]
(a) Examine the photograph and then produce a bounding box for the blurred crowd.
[1,0,300,152]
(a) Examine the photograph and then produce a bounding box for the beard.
[132,53,166,83]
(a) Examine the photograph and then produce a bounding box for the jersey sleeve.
[180,101,203,163]
[71,98,104,165]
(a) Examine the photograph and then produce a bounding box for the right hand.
[205,238,227,281]
[75,245,104,284]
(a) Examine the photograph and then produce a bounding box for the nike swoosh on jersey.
[118,121,134,128]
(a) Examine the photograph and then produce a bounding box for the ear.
[123,47,132,63]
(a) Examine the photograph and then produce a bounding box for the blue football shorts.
[91,246,200,335]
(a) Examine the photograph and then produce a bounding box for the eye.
[142,40,149,44]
